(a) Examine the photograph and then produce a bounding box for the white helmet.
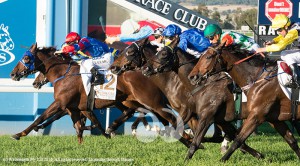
[121,19,139,35]
[153,27,164,36]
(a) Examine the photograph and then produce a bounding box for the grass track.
[0,130,299,166]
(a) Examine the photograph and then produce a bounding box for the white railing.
[0,78,53,93]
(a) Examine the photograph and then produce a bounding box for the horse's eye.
[161,51,168,58]
[23,56,30,63]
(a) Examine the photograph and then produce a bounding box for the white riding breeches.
[280,49,300,66]
[81,52,113,71]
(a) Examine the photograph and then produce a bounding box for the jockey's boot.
[290,63,300,88]
[90,67,105,85]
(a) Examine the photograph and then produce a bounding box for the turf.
[0,127,299,166]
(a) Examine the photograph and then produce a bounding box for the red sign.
[265,0,293,21]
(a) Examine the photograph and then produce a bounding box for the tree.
[233,8,257,29]
[194,3,209,17]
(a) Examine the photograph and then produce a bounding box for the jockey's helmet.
[204,24,222,38]
[153,27,164,36]
[271,14,291,30]
[162,24,182,37]
[65,32,81,44]
[121,19,140,35]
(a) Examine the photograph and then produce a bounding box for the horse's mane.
[223,44,265,67]
[37,46,57,55]
[175,47,198,64]
[37,46,74,62]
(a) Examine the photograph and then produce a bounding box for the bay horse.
[32,72,153,136]
[10,43,190,146]
[110,37,263,159]
[188,43,300,161]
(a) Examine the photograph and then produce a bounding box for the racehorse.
[32,72,154,136]
[110,37,263,159]
[0,24,14,50]
[188,43,300,161]
[10,43,190,146]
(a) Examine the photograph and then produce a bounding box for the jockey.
[256,14,300,85]
[161,24,182,46]
[162,24,210,58]
[178,28,211,58]
[204,24,260,53]
[150,27,164,50]
[55,32,113,84]
[105,19,162,44]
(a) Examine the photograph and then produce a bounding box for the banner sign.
[259,0,299,24]
[125,0,219,30]
[0,0,36,79]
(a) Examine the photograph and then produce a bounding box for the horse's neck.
[40,54,78,84]
[150,71,190,106]
[177,50,198,91]
[224,51,268,88]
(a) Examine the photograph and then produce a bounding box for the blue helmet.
[162,24,182,37]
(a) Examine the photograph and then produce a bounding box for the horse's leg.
[67,109,84,144]
[202,123,224,143]
[185,111,213,160]
[220,114,261,162]
[34,111,68,132]
[153,107,191,147]
[106,108,136,136]
[220,122,264,159]
[140,113,151,130]
[131,112,145,135]
[12,101,63,140]
[270,121,300,159]
[80,111,110,138]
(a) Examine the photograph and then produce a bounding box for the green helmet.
[204,24,222,38]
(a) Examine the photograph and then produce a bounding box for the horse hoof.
[145,125,151,131]
[131,129,137,137]
[11,135,20,140]
[199,143,204,149]
[33,127,39,132]
[220,146,228,154]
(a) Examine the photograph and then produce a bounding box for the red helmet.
[65,32,81,43]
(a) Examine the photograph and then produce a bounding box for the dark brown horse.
[188,44,300,161]
[110,37,263,160]
[10,43,191,146]
[32,72,153,136]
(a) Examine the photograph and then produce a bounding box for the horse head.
[110,37,154,75]
[0,24,14,50]
[10,43,57,81]
[142,36,179,77]
[32,72,49,89]
[188,43,226,85]
[10,43,39,81]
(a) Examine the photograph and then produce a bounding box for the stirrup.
[92,74,105,85]
[286,78,300,89]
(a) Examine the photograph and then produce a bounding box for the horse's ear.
[217,41,226,50]
[170,35,179,48]
[0,24,3,29]
[30,43,37,53]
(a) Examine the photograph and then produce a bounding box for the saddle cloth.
[277,61,298,100]
[80,65,117,100]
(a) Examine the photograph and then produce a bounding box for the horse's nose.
[10,73,15,78]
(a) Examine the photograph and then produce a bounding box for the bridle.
[198,47,226,80]
[153,45,179,73]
